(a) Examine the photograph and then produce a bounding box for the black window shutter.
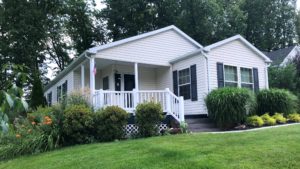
[217,63,224,88]
[190,65,198,101]
[173,71,178,96]
[253,68,259,92]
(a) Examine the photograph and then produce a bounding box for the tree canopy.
[0,0,299,108]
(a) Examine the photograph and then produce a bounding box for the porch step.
[186,117,220,132]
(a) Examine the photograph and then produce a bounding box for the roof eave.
[44,51,91,92]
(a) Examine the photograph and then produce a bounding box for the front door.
[124,74,135,108]
[124,74,135,91]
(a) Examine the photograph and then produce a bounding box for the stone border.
[207,123,300,134]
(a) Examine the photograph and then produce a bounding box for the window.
[224,65,238,87]
[178,68,190,100]
[57,86,61,102]
[57,80,68,102]
[240,68,253,90]
[103,76,109,90]
[47,92,52,106]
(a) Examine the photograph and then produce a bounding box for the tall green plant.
[256,89,298,115]
[205,87,256,129]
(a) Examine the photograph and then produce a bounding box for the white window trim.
[223,64,255,91]
[223,65,238,87]
[178,68,191,100]
[240,67,254,91]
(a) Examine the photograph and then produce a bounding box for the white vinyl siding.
[172,54,207,115]
[208,40,268,91]
[94,30,198,66]
[44,71,74,105]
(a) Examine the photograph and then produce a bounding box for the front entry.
[124,74,135,91]
[124,74,135,108]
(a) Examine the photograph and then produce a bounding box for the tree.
[101,0,155,41]
[65,0,106,54]
[268,64,298,93]
[243,0,297,51]
[30,73,47,109]
[295,10,300,43]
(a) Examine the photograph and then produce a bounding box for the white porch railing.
[92,88,184,122]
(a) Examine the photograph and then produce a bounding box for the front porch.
[73,57,185,122]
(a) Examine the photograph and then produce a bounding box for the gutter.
[200,50,210,93]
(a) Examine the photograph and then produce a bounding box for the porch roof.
[44,25,201,92]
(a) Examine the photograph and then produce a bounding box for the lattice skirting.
[124,124,168,136]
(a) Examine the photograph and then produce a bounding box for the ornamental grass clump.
[205,87,256,129]
[287,113,300,122]
[272,113,287,124]
[246,116,264,127]
[257,89,298,116]
[260,113,276,126]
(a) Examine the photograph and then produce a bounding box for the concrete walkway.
[186,118,220,132]
[208,123,300,134]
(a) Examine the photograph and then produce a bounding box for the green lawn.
[1,124,300,169]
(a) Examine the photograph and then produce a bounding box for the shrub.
[66,92,90,108]
[205,87,256,129]
[272,113,287,124]
[257,89,298,116]
[94,106,128,142]
[287,113,300,122]
[246,116,264,127]
[136,102,163,137]
[260,113,276,126]
[62,105,94,145]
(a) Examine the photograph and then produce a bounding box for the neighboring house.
[265,46,300,66]
[44,25,271,123]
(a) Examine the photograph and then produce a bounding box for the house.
[265,46,300,66]
[44,25,271,123]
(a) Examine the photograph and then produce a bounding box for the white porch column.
[165,88,171,113]
[90,57,95,103]
[81,64,85,91]
[134,62,139,90]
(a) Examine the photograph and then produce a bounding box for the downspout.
[200,50,210,93]
[265,62,271,89]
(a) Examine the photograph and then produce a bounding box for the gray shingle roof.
[265,46,296,65]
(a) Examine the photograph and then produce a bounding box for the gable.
[94,29,200,66]
[208,39,267,64]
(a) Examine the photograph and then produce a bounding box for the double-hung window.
[224,65,238,87]
[57,80,68,102]
[240,68,254,90]
[178,68,191,100]
[47,92,52,106]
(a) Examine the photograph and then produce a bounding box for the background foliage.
[0,0,298,101]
